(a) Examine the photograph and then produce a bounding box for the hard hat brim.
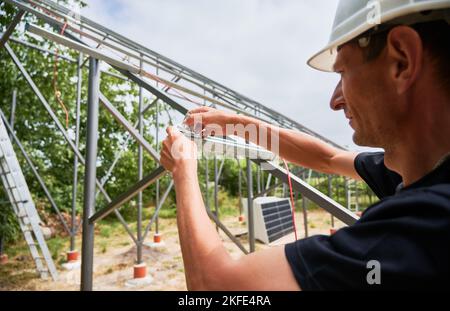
[307,46,338,73]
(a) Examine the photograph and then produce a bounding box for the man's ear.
[385,26,423,95]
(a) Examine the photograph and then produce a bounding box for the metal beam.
[9,90,17,135]
[247,159,255,253]
[71,52,83,250]
[89,166,167,224]
[1,33,129,81]
[26,23,141,75]
[95,97,159,198]
[117,68,189,115]
[206,209,249,255]
[99,93,160,162]
[254,181,284,199]
[81,57,100,291]
[0,10,25,49]
[253,160,359,226]
[142,180,174,241]
[136,55,144,264]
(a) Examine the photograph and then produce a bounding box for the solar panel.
[243,197,295,245]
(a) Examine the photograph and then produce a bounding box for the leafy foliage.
[0,0,166,242]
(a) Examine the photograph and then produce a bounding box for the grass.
[99,226,113,238]
[98,240,108,254]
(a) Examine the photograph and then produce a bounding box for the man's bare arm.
[161,127,301,291]
[173,166,301,291]
[185,107,362,181]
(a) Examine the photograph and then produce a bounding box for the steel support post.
[345,177,350,210]
[328,175,335,228]
[142,180,174,240]
[254,181,284,198]
[301,194,309,238]
[214,156,219,231]
[238,160,242,216]
[205,158,210,210]
[9,90,17,138]
[80,58,100,291]
[71,52,83,251]
[246,159,255,253]
[155,98,160,235]
[137,56,144,264]
[257,165,261,194]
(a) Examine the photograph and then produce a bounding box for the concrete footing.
[0,254,8,265]
[125,263,153,287]
[144,233,166,249]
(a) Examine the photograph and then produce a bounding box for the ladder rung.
[13,200,29,205]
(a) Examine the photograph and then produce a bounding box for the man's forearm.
[173,169,231,290]
[230,115,340,174]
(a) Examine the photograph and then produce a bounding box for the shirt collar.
[397,153,450,193]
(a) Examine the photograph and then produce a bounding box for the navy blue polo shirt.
[285,152,450,290]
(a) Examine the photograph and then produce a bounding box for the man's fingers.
[184,107,215,126]
[184,114,206,127]
[188,106,212,115]
[166,126,181,139]
[161,148,171,160]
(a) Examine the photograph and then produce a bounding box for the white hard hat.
[308,0,450,72]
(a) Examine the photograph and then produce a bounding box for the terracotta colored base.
[330,228,337,235]
[0,254,8,265]
[153,233,162,244]
[67,250,79,262]
[238,215,245,222]
[133,263,147,279]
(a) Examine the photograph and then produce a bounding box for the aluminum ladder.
[0,117,58,281]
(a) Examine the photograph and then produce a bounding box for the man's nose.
[330,80,345,111]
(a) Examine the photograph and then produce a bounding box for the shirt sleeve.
[354,152,402,199]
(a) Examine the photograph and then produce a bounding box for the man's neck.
[385,146,450,187]
[384,96,450,187]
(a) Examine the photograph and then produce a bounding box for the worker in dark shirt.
[160,0,450,290]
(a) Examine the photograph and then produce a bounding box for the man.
[160,0,450,290]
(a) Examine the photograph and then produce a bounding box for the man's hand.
[160,126,198,177]
[184,106,237,137]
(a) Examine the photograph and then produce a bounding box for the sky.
[81,0,372,152]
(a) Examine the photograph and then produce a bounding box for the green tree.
[0,0,167,244]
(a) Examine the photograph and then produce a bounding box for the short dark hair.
[359,20,450,96]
